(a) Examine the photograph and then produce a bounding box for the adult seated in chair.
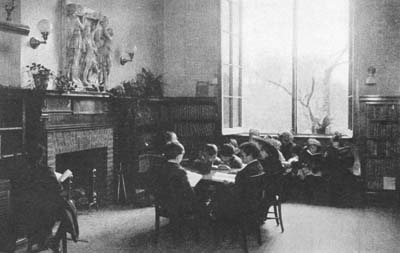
[152,141,202,238]
[6,144,73,252]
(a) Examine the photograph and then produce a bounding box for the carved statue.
[94,16,113,90]
[63,4,113,92]
[82,22,99,90]
[65,4,85,89]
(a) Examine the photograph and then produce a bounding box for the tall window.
[222,0,351,135]
[221,0,242,131]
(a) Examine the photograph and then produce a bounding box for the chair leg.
[62,232,68,253]
[240,224,248,253]
[27,238,33,253]
[154,211,160,244]
[256,225,262,245]
[273,204,280,226]
[277,202,284,233]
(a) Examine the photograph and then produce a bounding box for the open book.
[185,170,203,187]
[55,169,73,183]
[202,171,236,184]
[306,149,323,157]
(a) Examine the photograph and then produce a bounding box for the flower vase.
[33,74,49,90]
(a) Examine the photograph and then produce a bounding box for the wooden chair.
[154,199,200,244]
[212,173,265,253]
[263,174,284,233]
[26,177,73,253]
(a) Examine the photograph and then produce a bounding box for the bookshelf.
[159,97,219,160]
[114,97,219,203]
[359,96,400,201]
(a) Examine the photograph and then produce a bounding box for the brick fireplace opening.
[46,128,114,204]
[56,148,107,207]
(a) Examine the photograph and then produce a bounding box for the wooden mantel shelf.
[0,21,29,36]
[45,90,111,99]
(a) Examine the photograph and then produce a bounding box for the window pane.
[222,65,230,96]
[221,0,230,33]
[232,35,240,67]
[223,97,231,128]
[232,98,241,127]
[232,2,240,36]
[232,66,240,96]
[222,32,230,65]
[297,0,349,134]
[242,0,293,133]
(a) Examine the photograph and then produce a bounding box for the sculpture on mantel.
[64,3,112,92]
[94,16,114,91]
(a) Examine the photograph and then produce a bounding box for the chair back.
[263,173,283,196]
[240,172,266,218]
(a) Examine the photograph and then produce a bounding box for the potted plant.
[136,68,164,98]
[26,63,54,90]
[54,72,74,93]
[113,68,165,98]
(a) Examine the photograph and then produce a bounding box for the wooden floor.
[36,203,400,253]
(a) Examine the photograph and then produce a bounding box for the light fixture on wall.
[120,46,137,65]
[5,0,16,21]
[30,19,52,49]
[365,66,377,85]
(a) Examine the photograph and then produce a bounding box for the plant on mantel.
[109,68,165,99]
[25,63,55,90]
[54,72,74,93]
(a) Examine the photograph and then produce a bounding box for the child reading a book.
[298,138,326,202]
[193,144,222,174]
[218,143,243,170]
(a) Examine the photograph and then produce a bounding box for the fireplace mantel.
[42,91,113,132]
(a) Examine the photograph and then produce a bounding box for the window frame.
[220,0,354,137]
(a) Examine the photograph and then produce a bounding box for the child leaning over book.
[192,143,222,174]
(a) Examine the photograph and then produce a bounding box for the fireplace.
[42,91,115,204]
[56,148,107,207]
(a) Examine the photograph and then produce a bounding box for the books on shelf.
[174,122,215,137]
[368,104,399,120]
[169,105,216,120]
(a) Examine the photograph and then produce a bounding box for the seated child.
[228,138,240,155]
[164,130,179,144]
[211,142,264,219]
[249,128,261,143]
[218,143,243,170]
[298,138,326,201]
[153,141,199,219]
[298,138,324,179]
[193,144,222,174]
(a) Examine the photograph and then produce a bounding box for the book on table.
[209,171,236,183]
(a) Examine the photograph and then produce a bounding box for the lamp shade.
[37,19,51,33]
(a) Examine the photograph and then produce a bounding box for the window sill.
[224,132,353,140]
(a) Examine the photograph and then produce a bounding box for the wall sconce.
[120,46,137,65]
[30,19,51,49]
[5,0,16,21]
[365,66,377,85]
